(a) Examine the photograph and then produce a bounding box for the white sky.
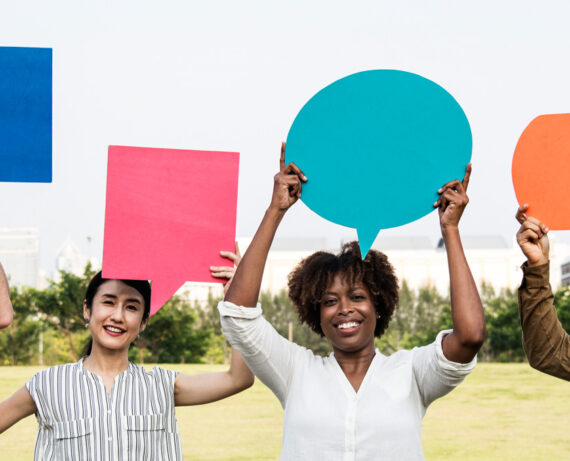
[1,0,570,272]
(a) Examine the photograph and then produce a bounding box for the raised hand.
[515,204,549,267]
[269,142,307,213]
[433,163,471,235]
[210,242,242,294]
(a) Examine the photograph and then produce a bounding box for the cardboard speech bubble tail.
[149,279,186,317]
[357,226,380,260]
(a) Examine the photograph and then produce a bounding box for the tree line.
[1,265,568,366]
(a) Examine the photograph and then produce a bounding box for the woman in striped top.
[0,252,253,461]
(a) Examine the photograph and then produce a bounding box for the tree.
[132,294,212,364]
[483,286,525,362]
[0,285,40,365]
[33,264,97,361]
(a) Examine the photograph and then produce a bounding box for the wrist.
[527,256,549,267]
[441,225,460,240]
[266,205,287,220]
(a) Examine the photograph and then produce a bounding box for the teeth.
[105,326,123,333]
[338,322,359,330]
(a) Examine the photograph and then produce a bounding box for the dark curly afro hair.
[287,241,399,338]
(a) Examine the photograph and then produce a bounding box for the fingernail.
[437,189,442,193]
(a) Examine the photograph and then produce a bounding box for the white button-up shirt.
[26,360,182,461]
[219,301,476,461]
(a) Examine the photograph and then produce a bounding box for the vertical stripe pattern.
[25,360,182,461]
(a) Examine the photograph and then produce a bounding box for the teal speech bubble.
[285,70,472,257]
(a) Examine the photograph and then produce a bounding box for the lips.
[334,320,362,334]
[103,325,126,336]
[337,321,360,330]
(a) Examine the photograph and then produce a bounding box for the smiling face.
[83,279,147,353]
[319,273,377,357]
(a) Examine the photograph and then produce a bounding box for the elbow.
[0,308,13,329]
[244,373,255,390]
[457,325,486,352]
[238,371,255,391]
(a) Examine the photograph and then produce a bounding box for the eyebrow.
[100,293,142,304]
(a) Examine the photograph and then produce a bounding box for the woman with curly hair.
[218,144,485,460]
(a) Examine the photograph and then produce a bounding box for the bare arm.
[224,143,306,307]
[0,386,37,433]
[174,348,254,405]
[434,165,485,363]
[0,263,13,328]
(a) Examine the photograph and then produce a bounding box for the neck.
[83,344,130,378]
[333,341,376,374]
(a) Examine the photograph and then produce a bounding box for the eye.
[321,298,337,307]
[103,300,114,306]
[351,293,366,301]
[126,304,139,311]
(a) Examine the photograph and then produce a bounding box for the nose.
[338,297,354,314]
[109,304,125,322]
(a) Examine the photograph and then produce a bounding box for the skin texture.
[515,203,550,267]
[320,276,377,391]
[0,263,13,329]
[225,144,485,392]
[0,255,254,435]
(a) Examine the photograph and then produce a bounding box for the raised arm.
[433,164,485,363]
[515,205,570,380]
[224,142,307,307]
[0,386,37,433]
[0,263,13,328]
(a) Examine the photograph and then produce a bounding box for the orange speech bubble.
[512,113,570,229]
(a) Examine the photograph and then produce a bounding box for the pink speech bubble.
[102,145,239,316]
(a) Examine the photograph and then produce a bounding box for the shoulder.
[27,362,80,385]
[145,365,179,385]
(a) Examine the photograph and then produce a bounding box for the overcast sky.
[1,0,570,272]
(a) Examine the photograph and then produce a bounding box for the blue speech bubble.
[285,70,472,257]
[0,47,52,183]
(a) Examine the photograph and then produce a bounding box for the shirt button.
[107,437,112,442]
[107,410,111,414]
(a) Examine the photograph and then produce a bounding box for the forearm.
[0,387,36,433]
[442,227,485,362]
[224,206,285,306]
[0,263,13,329]
[518,263,570,380]
[174,349,253,406]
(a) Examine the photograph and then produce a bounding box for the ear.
[83,300,90,321]
[139,318,148,333]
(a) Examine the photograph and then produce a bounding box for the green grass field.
[0,363,568,460]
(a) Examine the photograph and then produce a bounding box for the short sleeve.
[151,367,178,395]
[412,329,477,406]
[25,370,48,425]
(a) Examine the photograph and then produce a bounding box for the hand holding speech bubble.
[0,47,52,182]
[103,146,239,316]
[512,113,570,229]
[285,70,472,257]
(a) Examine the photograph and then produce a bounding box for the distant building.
[0,228,40,288]
[53,238,100,282]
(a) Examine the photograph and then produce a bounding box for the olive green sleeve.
[518,262,570,381]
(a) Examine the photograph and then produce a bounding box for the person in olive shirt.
[516,204,570,381]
